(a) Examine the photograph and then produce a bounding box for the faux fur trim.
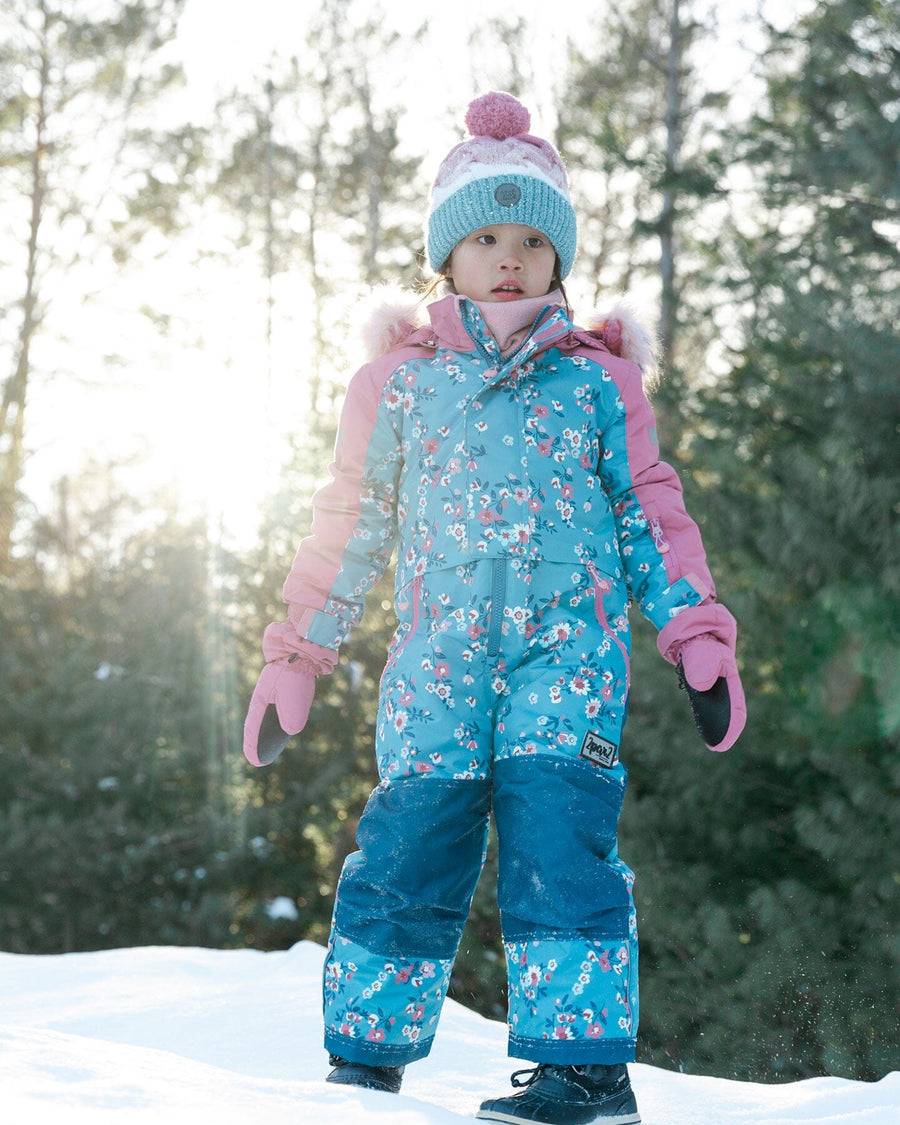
[358,289,661,387]
[585,300,660,387]
[358,286,427,362]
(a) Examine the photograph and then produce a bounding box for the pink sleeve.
[279,359,402,650]
[598,356,716,629]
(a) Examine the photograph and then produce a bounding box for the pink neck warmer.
[472,290,565,355]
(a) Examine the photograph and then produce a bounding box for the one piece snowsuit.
[280,293,717,1067]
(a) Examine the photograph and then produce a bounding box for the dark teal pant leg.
[323,776,490,1064]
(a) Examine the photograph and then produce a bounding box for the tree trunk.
[657,0,683,372]
[0,11,49,572]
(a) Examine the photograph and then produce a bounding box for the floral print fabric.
[324,932,454,1064]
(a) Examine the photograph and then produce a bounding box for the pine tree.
[679,0,900,1080]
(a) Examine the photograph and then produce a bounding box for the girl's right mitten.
[242,658,317,767]
[242,623,337,767]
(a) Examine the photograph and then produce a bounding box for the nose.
[498,251,523,271]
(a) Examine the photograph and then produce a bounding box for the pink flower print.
[365,1028,386,1042]
[526,964,542,987]
[585,699,601,719]
[434,661,450,679]
[538,439,553,457]
[393,712,408,732]
[340,1022,356,1036]
[534,404,550,418]
[413,761,434,774]
[598,949,612,972]
[586,1022,605,1038]
[395,966,412,983]
[424,438,439,454]
[570,675,589,695]
[560,482,574,500]
[406,1003,425,1022]
[553,1025,575,1039]
[513,486,531,503]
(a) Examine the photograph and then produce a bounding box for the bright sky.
[19,0,809,549]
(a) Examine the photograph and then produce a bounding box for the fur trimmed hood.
[357,287,660,387]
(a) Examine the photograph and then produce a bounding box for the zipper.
[649,517,669,554]
[487,559,507,658]
[379,573,423,688]
[585,562,631,688]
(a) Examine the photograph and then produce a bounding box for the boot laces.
[510,1062,623,1092]
[510,1063,570,1089]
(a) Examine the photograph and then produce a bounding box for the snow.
[0,941,896,1123]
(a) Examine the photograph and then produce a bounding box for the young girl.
[243,92,746,1125]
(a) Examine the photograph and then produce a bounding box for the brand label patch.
[494,182,521,207]
[579,731,619,768]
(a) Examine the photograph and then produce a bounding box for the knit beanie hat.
[425,91,577,279]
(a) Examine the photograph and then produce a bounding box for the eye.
[524,236,545,248]
[476,233,496,245]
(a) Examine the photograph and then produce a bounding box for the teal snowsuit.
[282,294,715,1065]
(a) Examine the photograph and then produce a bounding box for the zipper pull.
[649,517,670,554]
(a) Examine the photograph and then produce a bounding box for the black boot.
[477,1062,640,1124]
[325,1053,405,1094]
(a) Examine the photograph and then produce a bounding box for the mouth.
[491,282,524,299]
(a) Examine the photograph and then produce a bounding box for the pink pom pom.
[464,92,531,140]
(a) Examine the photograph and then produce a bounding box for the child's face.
[446,223,557,303]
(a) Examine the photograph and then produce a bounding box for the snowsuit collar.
[425,293,572,364]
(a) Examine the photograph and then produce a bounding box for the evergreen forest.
[1,0,897,1085]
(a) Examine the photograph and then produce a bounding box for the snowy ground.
[0,941,896,1123]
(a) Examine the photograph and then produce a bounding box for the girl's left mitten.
[677,636,747,752]
[242,659,316,767]
[657,603,746,753]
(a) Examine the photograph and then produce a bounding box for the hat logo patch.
[494,182,521,207]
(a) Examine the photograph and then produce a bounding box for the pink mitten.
[657,604,746,752]
[242,624,337,767]
[243,659,316,767]
[678,635,747,752]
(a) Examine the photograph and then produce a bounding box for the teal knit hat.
[425,92,577,278]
